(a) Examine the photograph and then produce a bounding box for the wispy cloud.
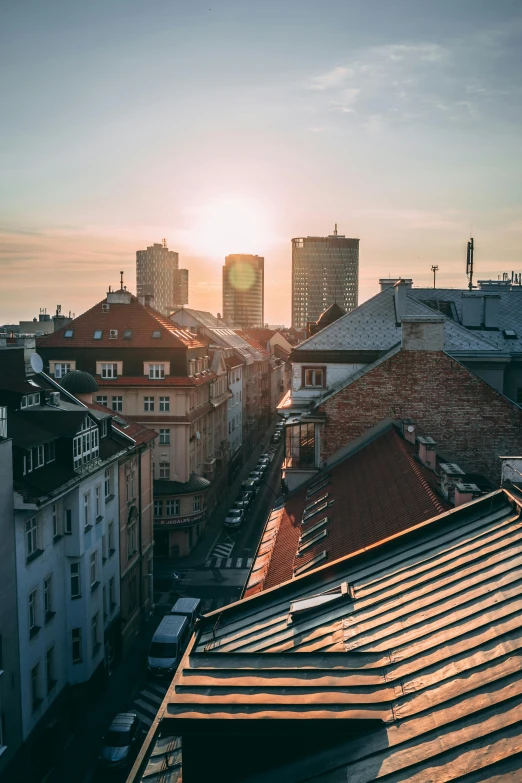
[309,66,352,90]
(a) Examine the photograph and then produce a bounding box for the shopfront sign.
[155,510,206,528]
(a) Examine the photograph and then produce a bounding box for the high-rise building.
[222,254,264,328]
[136,241,189,315]
[291,227,359,330]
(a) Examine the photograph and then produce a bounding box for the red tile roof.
[37,294,205,349]
[224,355,245,370]
[86,401,157,446]
[246,426,450,596]
[236,332,270,357]
[241,328,276,346]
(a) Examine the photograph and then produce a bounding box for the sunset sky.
[1,0,521,324]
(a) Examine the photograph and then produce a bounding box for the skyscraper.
[136,241,189,315]
[291,227,359,330]
[222,254,264,328]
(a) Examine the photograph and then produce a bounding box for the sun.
[188,196,272,259]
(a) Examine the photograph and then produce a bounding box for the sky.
[1,0,521,325]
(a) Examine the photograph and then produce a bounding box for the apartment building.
[136,242,189,316]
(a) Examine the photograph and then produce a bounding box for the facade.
[136,242,189,315]
[224,354,244,476]
[291,227,359,330]
[0,436,23,778]
[279,315,522,491]
[37,286,224,558]
[222,254,264,328]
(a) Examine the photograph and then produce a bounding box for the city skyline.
[2,1,522,324]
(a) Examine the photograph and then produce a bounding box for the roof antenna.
[466,237,474,291]
[120,270,124,290]
[162,238,167,248]
[333,223,338,236]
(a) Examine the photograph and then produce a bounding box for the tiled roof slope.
[410,286,522,352]
[165,489,522,781]
[37,295,204,349]
[171,308,227,328]
[296,285,499,354]
[86,401,157,447]
[246,426,449,596]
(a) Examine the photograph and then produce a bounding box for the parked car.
[147,615,190,677]
[241,479,257,495]
[258,455,270,465]
[249,471,262,486]
[99,713,142,770]
[233,499,249,513]
[271,432,281,444]
[224,508,244,528]
[256,462,267,474]
[170,597,202,632]
[241,490,254,507]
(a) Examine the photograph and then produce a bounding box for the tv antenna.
[162,238,167,248]
[466,237,474,290]
[333,224,338,236]
[431,265,439,288]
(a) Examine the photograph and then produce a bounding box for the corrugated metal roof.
[157,489,522,781]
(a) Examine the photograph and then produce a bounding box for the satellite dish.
[407,425,415,433]
[30,353,44,374]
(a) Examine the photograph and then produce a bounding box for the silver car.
[99,713,142,769]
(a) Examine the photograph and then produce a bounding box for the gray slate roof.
[297,286,500,355]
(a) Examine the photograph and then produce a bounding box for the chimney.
[439,463,466,503]
[138,293,154,307]
[393,279,413,322]
[381,277,413,293]
[499,456,522,486]
[454,481,481,507]
[401,315,444,351]
[461,292,484,328]
[417,436,437,470]
[107,288,132,305]
[400,418,416,444]
[483,294,500,329]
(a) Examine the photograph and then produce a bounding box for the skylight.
[302,500,329,522]
[303,493,329,513]
[306,479,330,498]
[503,329,517,339]
[123,330,132,340]
[289,582,351,617]
[293,550,328,576]
[300,517,329,540]
[64,330,74,338]
[93,330,103,340]
[152,330,162,338]
[297,528,328,554]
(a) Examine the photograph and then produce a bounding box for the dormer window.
[64,329,74,338]
[53,363,72,379]
[149,364,165,379]
[73,418,99,469]
[302,367,325,388]
[101,363,118,379]
[93,330,103,340]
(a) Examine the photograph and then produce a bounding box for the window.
[44,576,53,618]
[73,420,99,468]
[104,468,112,498]
[285,423,316,469]
[36,444,44,467]
[166,499,180,516]
[102,532,107,561]
[70,563,81,598]
[112,396,123,412]
[159,462,170,479]
[101,363,118,379]
[54,363,71,378]
[127,510,137,557]
[31,663,40,711]
[21,396,28,408]
[46,646,55,693]
[193,495,201,512]
[26,517,38,558]
[90,551,97,588]
[52,504,59,538]
[96,395,108,406]
[108,520,115,554]
[109,576,116,609]
[103,584,108,620]
[154,500,163,516]
[159,428,170,444]
[83,492,91,529]
[92,613,99,656]
[29,589,38,635]
[152,330,162,339]
[95,485,102,519]
[45,441,55,463]
[64,329,74,338]
[149,364,165,379]
[93,330,103,339]
[303,367,325,387]
[72,628,82,663]
[0,406,6,439]
[144,396,155,412]
[159,396,170,412]
[123,329,132,340]
[24,449,33,475]
[65,509,72,535]
[101,418,108,437]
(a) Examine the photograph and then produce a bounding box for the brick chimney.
[400,418,416,444]
[393,279,413,322]
[440,463,466,503]
[454,482,481,507]
[417,436,437,470]
[401,315,444,351]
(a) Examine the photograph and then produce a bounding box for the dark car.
[233,499,249,513]
[241,479,257,494]
[99,713,142,770]
[271,432,281,444]
[241,490,254,507]
[224,508,244,528]
[258,455,270,466]
[249,471,262,487]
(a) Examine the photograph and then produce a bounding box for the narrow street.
[46,431,283,783]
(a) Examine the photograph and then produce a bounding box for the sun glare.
[188,196,272,259]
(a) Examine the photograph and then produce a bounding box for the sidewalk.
[159,429,277,570]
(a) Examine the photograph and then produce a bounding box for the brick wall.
[319,350,522,483]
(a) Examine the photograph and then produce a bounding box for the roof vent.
[503,329,517,339]
[102,303,110,312]
[440,463,466,503]
[454,481,481,507]
[417,436,437,470]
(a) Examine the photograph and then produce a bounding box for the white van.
[170,597,202,632]
[147,614,189,677]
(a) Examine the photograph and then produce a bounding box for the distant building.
[136,242,189,316]
[291,227,359,330]
[222,254,264,328]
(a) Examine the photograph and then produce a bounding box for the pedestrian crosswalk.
[205,556,253,569]
[210,541,235,560]
[130,680,168,728]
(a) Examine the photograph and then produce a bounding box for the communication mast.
[466,237,474,290]
[162,238,167,248]
[431,265,438,288]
